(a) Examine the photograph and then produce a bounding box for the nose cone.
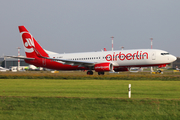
[170,55,177,62]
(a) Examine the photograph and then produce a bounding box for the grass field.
[0,97,180,120]
[1,71,180,80]
[0,79,180,99]
[0,79,180,119]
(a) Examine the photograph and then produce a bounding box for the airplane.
[0,66,9,72]
[7,26,177,75]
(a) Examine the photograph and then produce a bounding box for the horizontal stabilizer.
[5,56,35,60]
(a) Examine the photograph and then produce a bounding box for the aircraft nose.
[170,55,177,62]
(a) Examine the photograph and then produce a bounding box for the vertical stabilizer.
[19,26,49,58]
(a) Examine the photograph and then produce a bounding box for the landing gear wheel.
[87,70,93,75]
[98,72,104,75]
[157,70,162,73]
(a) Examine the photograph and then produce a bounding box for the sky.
[0,0,180,57]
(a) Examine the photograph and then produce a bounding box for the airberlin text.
[105,51,148,61]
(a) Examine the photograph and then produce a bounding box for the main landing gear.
[98,72,104,75]
[86,71,105,75]
[87,70,93,75]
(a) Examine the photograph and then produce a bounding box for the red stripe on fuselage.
[25,58,168,71]
[25,58,87,70]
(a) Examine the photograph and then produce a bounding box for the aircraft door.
[152,51,156,60]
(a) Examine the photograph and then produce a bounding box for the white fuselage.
[47,49,176,67]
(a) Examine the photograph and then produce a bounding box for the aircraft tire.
[98,72,104,75]
[87,70,93,75]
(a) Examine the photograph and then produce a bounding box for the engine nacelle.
[94,62,113,72]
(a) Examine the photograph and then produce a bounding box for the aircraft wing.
[42,57,95,67]
[33,47,95,66]
[5,56,35,60]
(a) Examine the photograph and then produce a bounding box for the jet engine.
[94,62,113,72]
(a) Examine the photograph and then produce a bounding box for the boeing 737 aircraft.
[7,26,177,75]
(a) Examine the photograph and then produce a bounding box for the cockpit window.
[161,53,169,55]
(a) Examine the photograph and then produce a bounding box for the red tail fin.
[19,26,49,58]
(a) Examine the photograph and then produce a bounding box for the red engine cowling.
[94,62,113,72]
